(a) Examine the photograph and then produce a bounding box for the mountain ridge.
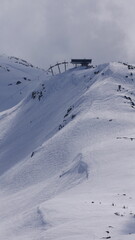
[0,56,135,239]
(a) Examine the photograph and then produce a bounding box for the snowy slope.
[0,56,135,240]
[0,55,47,111]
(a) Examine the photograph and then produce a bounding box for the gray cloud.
[0,0,134,68]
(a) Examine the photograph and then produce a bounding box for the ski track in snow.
[0,57,135,239]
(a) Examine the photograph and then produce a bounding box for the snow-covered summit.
[0,56,135,239]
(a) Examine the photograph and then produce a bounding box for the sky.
[0,0,135,69]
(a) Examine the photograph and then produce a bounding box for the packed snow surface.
[0,56,135,239]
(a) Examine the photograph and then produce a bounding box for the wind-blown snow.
[0,56,135,239]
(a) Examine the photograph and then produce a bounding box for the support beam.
[57,63,61,74]
[50,66,54,76]
[64,61,67,71]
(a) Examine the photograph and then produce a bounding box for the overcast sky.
[0,0,135,69]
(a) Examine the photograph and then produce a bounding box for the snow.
[0,56,135,239]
